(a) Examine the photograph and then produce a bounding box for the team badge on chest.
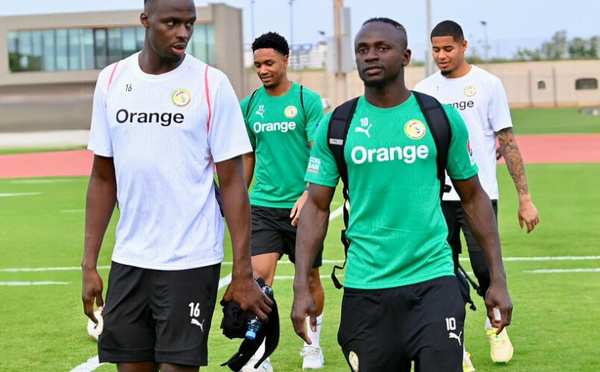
[172,89,191,107]
[464,86,476,97]
[284,105,298,118]
[404,120,426,140]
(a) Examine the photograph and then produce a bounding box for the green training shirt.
[305,93,478,289]
[241,82,324,208]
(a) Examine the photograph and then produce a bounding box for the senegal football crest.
[464,85,476,97]
[404,119,426,140]
[284,105,298,118]
[172,89,191,107]
[349,351,359,371]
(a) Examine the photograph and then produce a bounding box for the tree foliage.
[514,30,599,61]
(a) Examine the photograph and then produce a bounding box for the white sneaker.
[301,345,324,370]
[240,357,273,372]
[463,351,475,372]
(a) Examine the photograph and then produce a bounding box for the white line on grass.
[524,268,600,274]
[0,265,111,273]
[0,192,42,197]
[0,281,70,286]
[69,356,101,372]
[60,209,85,213]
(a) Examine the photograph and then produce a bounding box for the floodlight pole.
[250,0,255,41]
[333,0,347,104]
[425,0,433,77]
[290,0,295,47]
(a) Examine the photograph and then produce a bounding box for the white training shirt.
[88,52,252,270]
[414,65,512,200]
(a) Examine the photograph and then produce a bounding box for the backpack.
[326,91,477,310]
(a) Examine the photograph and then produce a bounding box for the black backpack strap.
[327,97,359,289]
[245,89,259,121]
[412,91,452,198]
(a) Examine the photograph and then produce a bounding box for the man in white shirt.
[81,1,271,371]
[415,20,539,370]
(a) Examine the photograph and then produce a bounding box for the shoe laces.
[301,345,322,359]
[488,329,509,347]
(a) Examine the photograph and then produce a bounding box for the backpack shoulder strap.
[300,84,305,112]
[327,97,359,198]
[326,97,359,289]
[412,90,452,197]
[245,89,259,121]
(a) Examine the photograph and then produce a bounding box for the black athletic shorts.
[250,205,323,267]
[98,262,220,366]
[442,200,498,254]
[337,276,465,372]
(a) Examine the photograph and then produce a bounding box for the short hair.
[431,20,464,42]
[144,0,157,11]
[362,17,406,33]
[252,32,290,56]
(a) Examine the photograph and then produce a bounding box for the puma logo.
[355,124,372,138]
[449,331,462,346]
[191,318,204,331]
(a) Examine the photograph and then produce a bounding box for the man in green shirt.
[241,32,326,372]
[291,18,513,372]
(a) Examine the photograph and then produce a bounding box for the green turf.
[1,163,599,371]
[0,146,86,155]
[511,107,600,135]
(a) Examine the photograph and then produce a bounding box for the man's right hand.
[291,285,316,345]
[223,276,272,321]
[82,267,104,324]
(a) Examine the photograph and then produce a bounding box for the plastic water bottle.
[245,283,274,340]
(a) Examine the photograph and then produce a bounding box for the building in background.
[0,3,244,132]
[0,4,598,134]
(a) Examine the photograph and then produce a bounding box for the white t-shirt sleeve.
[208,74,252,162]
[488,77,513,132]
[88,67,114,157]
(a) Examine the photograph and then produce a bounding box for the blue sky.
[1,0,598,60]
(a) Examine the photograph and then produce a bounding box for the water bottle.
[245,282,274,340]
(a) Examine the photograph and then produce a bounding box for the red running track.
[0,135,599,179]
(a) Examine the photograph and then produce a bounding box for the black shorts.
[251,205,323,267]
[98,262,220,366]
[337,276,465,372]
[442,200,498,255]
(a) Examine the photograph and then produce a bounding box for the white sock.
[485,316,494,331]
[304,313,323,348]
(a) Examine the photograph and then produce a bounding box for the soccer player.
[291,18,513,372]
[81,0,271,371]
[414,20,540,368]
[240,32,326,372]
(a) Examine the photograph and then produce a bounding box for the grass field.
[1,161,599,371]
[511,107,600,135]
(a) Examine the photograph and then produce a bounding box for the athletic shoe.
[301,345,324,370]
[486,328,514,364]
[240,357,273,372]
[463,351,475,372]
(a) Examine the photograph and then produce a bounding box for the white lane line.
[0,281,70,286]
[524,268,600,274]
[60,209,85,213]
[0,266,111,273]
[0,192,42,197]
[10,256,600,273]
[69,356,101,372]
